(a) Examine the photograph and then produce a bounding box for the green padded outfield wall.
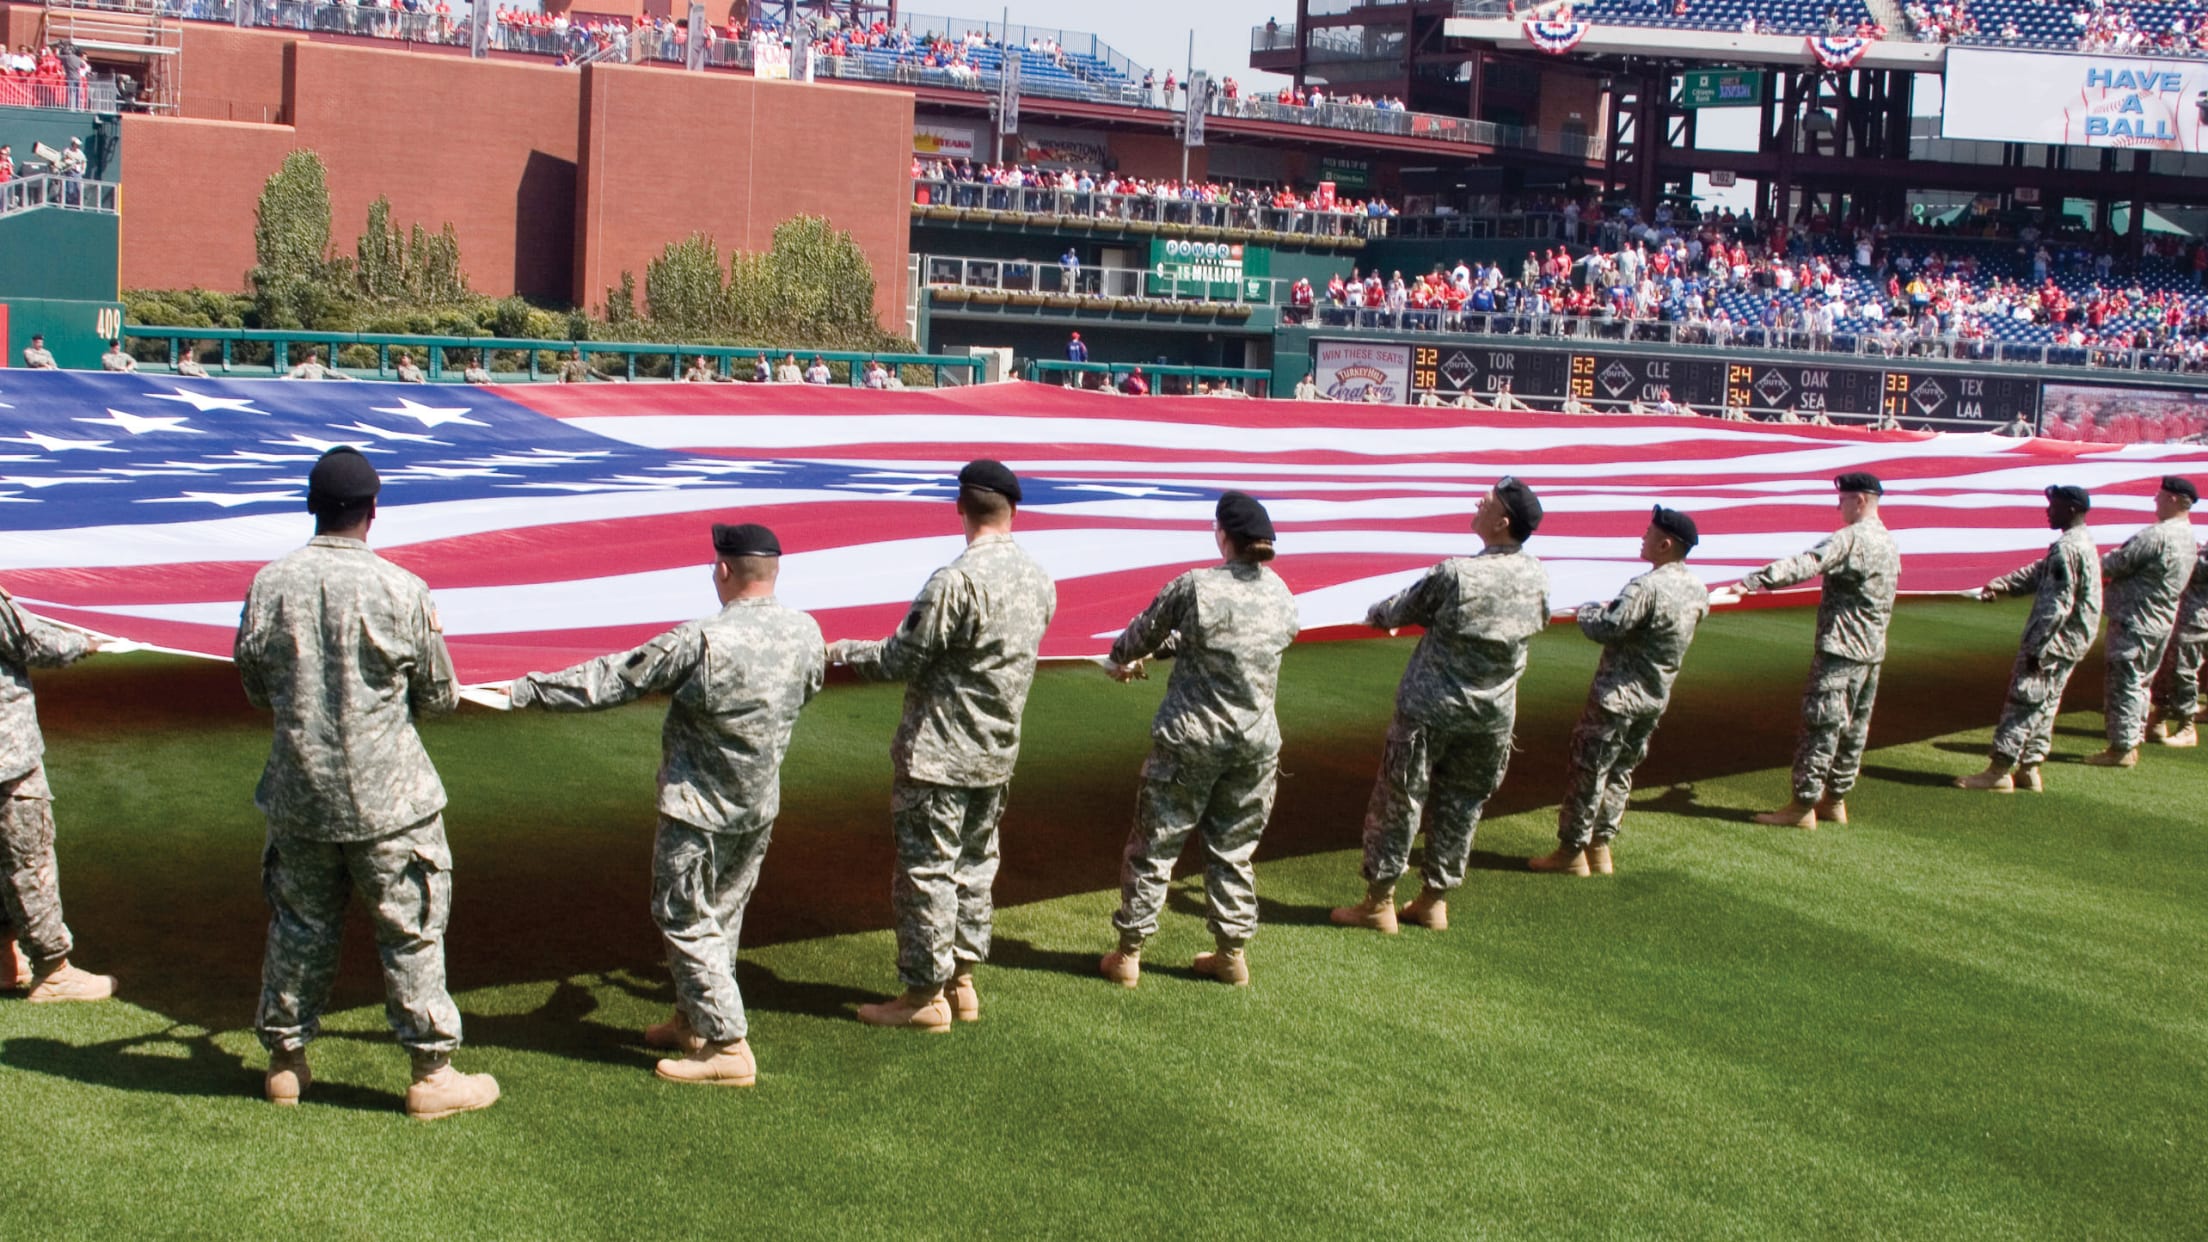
[0,199,124,370]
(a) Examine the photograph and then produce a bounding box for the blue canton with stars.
[0,372,1199,530]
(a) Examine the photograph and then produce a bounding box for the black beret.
[306,446,380,513]
[711,522,781,557]
[1834,472,1883,496]
[958,459,1022,504]
[2045,484,2092,512]
[2161,475,2198,504]
[1495,476,1543,539]
[1650,504,1699,551]
[1215,491,1276,543]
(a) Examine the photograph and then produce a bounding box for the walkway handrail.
[912,177,1390,242]
[120,325,987,386]
[1028,358,1271,396]
[0,176,120,218]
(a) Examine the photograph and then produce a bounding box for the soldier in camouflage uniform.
[2149,541,2208,748]
[510,522,823,1086]
[0,593,115,1003]
[2087,476,2197,767]
[1739,472,1901,829]
[827,461,1056,1032]
[234,447,499,1120]
[1958,485,2103,793]
[1529,506,1709,877]
[1097,493,1299,989]
[1332,478,1550,935]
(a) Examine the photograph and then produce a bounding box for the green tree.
[759,215,879,342]
[642,233,731,337]
[355,196,406,302]
[248,150,338,329]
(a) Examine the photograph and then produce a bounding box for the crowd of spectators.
[0,42,93,111]
[1307,200,2208,373]
[913,158,1398,229]
[1903,0,2208,50]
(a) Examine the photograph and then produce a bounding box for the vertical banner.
[1184,70,1209,148]
[685,3,708,70]
[998,49,1022,134]
[469,0,489,57]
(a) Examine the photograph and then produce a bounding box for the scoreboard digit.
[1412,345,1439,393]
[1568,353,1597,400]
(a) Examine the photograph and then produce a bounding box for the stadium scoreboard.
[1337,340,2040,430]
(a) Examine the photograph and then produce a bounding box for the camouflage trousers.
[0,771,72,973]
[1361,715,1513,893]
[652,816,772,1045]
[1989,652,2083,768]
[1791,653,1882,803]
[2105,626,2175,749]
[890,779,1008,990]
[1112,747,1280,946]
[255,816,462,1055]
[1556,707,1660,849]
[2151,615,2207,721]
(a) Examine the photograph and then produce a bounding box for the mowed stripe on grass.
[0,598,2200,1238]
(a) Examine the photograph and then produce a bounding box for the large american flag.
[2,370,2204,685]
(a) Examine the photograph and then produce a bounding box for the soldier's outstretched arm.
[510,625,702,712]
[0,593,92,670]
[838,569,968,682]
[2100,532,2148,581]
[1985,555,2047,599]
[1366,565,1443,631]
[1109,573,1193,669]
[410,598,461,718]
[1577,578,1652,642]
[1743,529,1848,592]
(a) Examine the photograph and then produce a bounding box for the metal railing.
[119,326,989,386]
[922,253,1284,304]
[0,76,125,114]
[876,10,1149,83]
[0,175,119,217]
[912,177,1390,240]
[1298,305,2208,375]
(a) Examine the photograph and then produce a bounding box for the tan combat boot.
[1954,761,2016,792]
[644,1007,704,1054]
[1098,934,1143,989]
[1329,881,1400,934]
[25,961,114,1003]
[1191,939,1250,986]
[2083,746,2139,768]
[1,936,24,989]
[1815,797,1848,824]
[404,1053,501,1121]
[265,1049,310,1107]
[2158,721,2199,749]
[855,986,951,1033]
[654,1038,756,1087]
[949,968,980,1023]
[2013,764,2043,793]
[1752,800,1818,829]
[1528,845,1592,876]
[1398,886,1449,930]
[1585,842,1614,875]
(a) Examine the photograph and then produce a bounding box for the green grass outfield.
[2,598,2202,1239]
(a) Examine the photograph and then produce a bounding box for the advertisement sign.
[1319,157,1370,191]
[1148,239,1271,302]
[751,34,789,80]
[1942,46,2208,151]
[1314,339,1410,404]
[914,122,980,159]
[1678,68,1763,108]
[2042,382,2208,444]
[1016,127,1108,168]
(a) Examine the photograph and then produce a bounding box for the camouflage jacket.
[0,590,90,795]
[2101,515,2196,645]
[512,596,825,833]
[1577,560,1709,718]
[841,533,1057,786]
[1367,543,1551,732]
[1110,561,1301,761]
[235,536,459,841]
[1988,523,2104,666]
[1740,517,1899,663]
[2175,546,2208,644]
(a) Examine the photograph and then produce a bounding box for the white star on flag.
[144,389,267,415]
[76,409,203,436]
[141,490,299,508]
[2,431,122,453]
[328,420,447,445]
[371,398,487,429]
[0,474,122,489]
[263,433,383,454]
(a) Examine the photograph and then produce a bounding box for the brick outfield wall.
[64,18,911,327]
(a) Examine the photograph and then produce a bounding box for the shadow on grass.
[1632,783,1760,824]
[1857,764,1971,789]
[737,962,880,1021]
[1,1024,389,1112]
[991,936,1105,979]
